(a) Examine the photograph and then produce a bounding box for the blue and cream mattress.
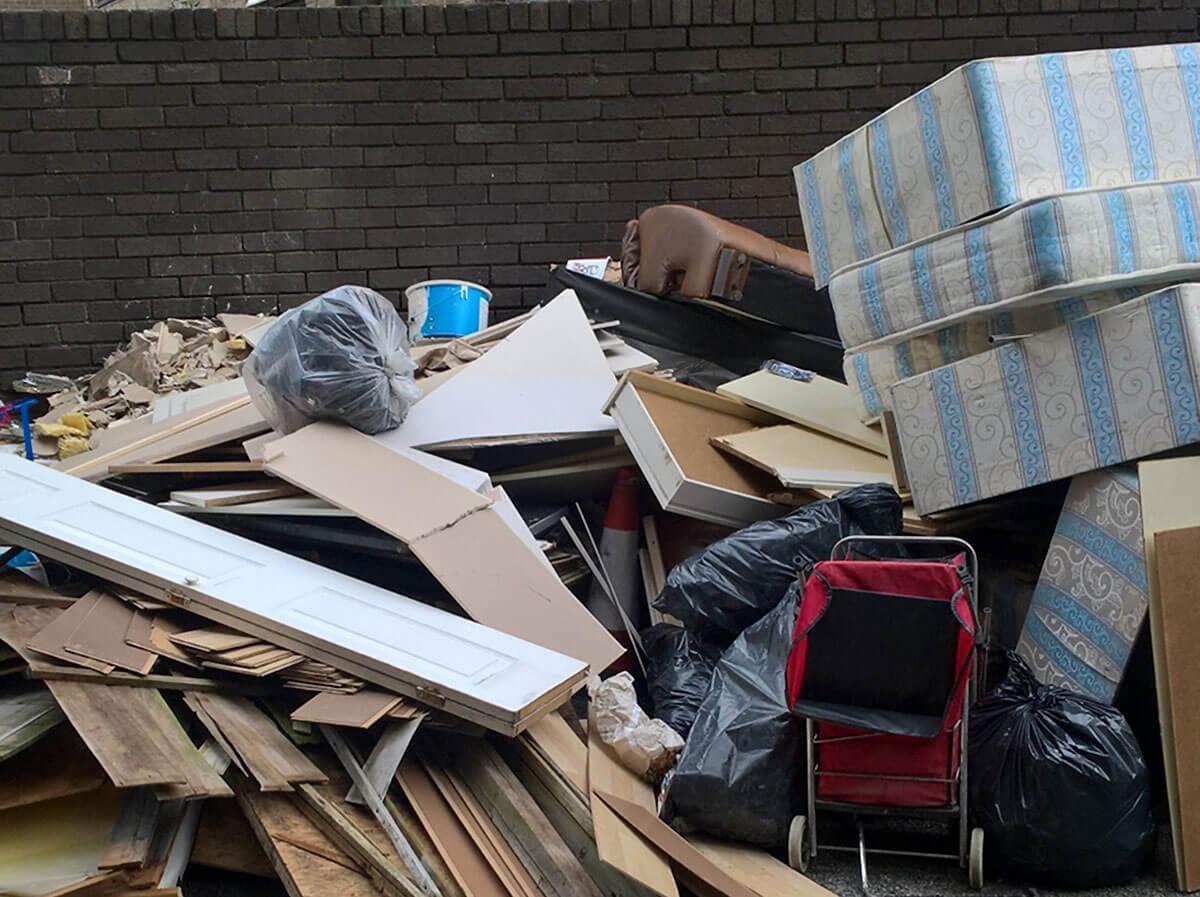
[828,177,1200,351]
[844,291,1128,421]
[891,283,1200,515]
[797,44,1200,286]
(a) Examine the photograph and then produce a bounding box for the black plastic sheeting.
[653,483,903,648]
[969,653,1155,888]
[642,624,723,740]
[544,267,845,382]
[740,259,840,341]
[663,584,804,847]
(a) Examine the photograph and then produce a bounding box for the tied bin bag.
[969,653,1154,888]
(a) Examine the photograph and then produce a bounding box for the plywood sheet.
[265,423,622,674]
[710,425,894,489]
[587,730,677,897]
[1138,457,1200,891]
[376,289,617,450]
[190,799,277,878]
[0,723,106,812]
[0,454,586,735]
[716,369,888,454]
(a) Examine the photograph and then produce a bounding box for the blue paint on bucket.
[405,279,492,339]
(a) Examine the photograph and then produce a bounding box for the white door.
[0,456,584,734]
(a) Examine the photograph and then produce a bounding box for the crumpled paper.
[588,672,684,783]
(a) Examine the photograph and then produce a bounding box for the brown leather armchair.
[621,204,814,301]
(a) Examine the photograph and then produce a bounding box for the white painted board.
[376,290,617,450]
[0,455,584,733]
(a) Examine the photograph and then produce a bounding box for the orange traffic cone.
[586,468,642,673]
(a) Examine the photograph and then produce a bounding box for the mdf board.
[0,455,586,736]
[587,730,677,897]
[603,372,785,527]
[376,289,618,451]
[716,369,888,454]
[291,691,401,729]
[170,480,303,509]
[265,423,622,674]
[1140,455,1200,891]
[1150,526,1200,893]
[710,425,894,490]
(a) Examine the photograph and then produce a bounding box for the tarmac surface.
[806,825,1175,896]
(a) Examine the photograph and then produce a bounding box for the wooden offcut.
[185,692,326,792]
[291,690,402,729]
[587,730,677,897]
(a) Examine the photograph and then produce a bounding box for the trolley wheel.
[787,816,811,873]
[968,828,984,890]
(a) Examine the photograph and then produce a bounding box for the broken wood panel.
[448,739,604,897]
[186,692,326,792]
[190,799,277,879]
[170,480,304,509]
[0,455,584,736]
[0,682,64,762]
[397,759,514,897]
[98,788,159,870]
[709,424,894,490]
[0,571,76,607]
[427,763,542,897]
[236,788,387,897]
[587,729,678,897]
[688,836,838,897]
[48,681,231,797]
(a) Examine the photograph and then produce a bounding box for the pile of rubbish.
[5,39,1200,897]
[17,314,276,461]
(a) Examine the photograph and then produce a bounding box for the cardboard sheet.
[892,284,1200,515]
[797,44,1200,284]
[1016,467,1147,702]
[377,290,618,450]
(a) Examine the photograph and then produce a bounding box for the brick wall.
[0,3,1196,382]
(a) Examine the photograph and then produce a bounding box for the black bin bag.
[653,483,901,647]
[642,624,722,740]
[969,653,1155,888]
[663,585,802,847]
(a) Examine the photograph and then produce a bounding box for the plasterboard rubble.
[0,286,841,897]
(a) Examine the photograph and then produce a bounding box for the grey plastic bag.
[245,285,422,435]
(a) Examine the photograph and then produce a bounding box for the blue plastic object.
[1,397,37,460]
[405,280,492,339]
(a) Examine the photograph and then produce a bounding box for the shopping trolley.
[784,535,987,892]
